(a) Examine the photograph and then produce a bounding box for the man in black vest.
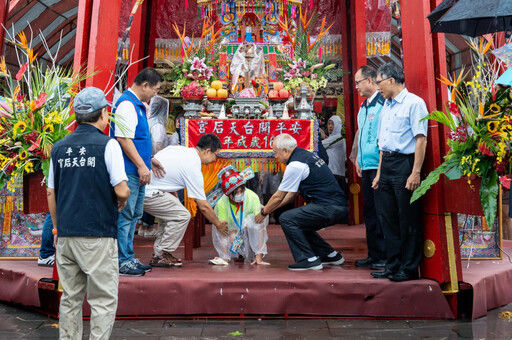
[255,133,348,270]
[47,87,130,339]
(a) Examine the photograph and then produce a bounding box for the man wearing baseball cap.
[47,87,130,339]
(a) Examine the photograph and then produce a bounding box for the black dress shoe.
[370,259,386,270]
[371,269,395,278]
[355,257,374,267]
[388,270,419,282]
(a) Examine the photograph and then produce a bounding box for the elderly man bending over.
[255,133,348,270]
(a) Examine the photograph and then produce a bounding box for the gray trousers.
[56,237,119,340]
[143,191,191,257]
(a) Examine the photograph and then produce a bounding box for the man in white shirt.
[143,134,228,267]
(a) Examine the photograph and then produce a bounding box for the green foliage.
[480,167,499,224]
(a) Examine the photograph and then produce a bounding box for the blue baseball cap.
[74,87,112,114]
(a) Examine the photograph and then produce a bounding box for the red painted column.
[74,0,122,96]
[0,0,10,56]
[73,0,93,88]
[127,0,149,85]
[401,0,462,285]
[86,0,122,92]
[341,0,367,225]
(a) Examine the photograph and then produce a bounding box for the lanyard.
[229,202,243,231]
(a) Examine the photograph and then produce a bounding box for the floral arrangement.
[283,57,334,92]
[278,9,343,95]
[165,18,222,97]
[412,38,512,225]
[0,31,87,188]
[167,57,216,97]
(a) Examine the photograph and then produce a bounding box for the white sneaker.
[38,254,55,267]
[208,257,229,266]
[144,227,158,237]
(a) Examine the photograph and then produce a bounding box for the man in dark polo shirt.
[47,87,130,339]
[255,133,348,270]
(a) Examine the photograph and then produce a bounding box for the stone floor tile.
[327,319,412,330]
[200,325,247,337]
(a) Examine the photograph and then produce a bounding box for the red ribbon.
[310,0,313,10]
[185,0,188,9]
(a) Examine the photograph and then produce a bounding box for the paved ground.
[1,301,512,339]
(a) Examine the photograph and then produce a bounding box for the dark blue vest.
[110,90,152,176]
[287,147,347,206]
[52,124,118,238]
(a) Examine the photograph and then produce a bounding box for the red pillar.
[126,0,149,85]
[341,0,367,225]
[0,0,9,56]
[74,0,122,95]
[401,0,462,287]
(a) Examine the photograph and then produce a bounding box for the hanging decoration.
[365,0,392,58]
[197,0,302,20]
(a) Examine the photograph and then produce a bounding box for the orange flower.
[28,49,37,64]
[17,31,28,51]
[0,57,6,75]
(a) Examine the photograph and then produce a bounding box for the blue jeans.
[279,203,348,262]
[40,213,55,259]
[117,175,145,265]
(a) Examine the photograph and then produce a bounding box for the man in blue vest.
[111,67,165,276]
[255,133,348,270]
[47,87,130,339]
[353,65,386,270]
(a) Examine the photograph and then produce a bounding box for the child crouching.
[210,166,269,266]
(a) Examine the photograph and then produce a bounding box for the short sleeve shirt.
[278,161,310,192]
[377,88,428,154]
[145,146,206,200]
[48,139,127,189]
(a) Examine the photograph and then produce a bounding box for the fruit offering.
[273,82,284,91]
[181,81,205,98]
[206,81,229,99]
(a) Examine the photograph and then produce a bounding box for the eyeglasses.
[354,78,368,86]
[375,77,392,85]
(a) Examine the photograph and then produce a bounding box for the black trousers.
[279,203,348,262]
[362,169,386,261]
[378,153,423,274]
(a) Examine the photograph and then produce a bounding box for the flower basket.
[23,170,48,214]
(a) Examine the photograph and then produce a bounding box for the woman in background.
[321,115,347,194]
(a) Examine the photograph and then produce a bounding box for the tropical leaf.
[411,162,448,203]
[479,170,498,227]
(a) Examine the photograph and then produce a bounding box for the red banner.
[183,119,318,158]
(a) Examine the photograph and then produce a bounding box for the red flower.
[16,62,28,81]
[499,175,511,189]
[34,92,46,109]
[28,136,41,151]
[449,102,461,118]
[478,142,494,156]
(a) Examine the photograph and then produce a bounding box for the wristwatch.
[260,207,268,216]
